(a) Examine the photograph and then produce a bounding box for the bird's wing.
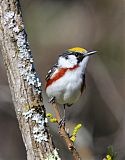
[45,63,59,81]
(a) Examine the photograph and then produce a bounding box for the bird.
[45,47,96,125]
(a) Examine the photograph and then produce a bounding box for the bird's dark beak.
[84,51,97,57]
[77,50,97,63]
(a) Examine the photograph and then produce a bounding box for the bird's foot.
[49,97,56,104]
[58,118,65,129]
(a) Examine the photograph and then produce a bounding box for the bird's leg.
[63,104,66,122]
[49,97,56,104]
[58,104,66,128]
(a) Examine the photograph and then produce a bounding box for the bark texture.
[0,0,60,159]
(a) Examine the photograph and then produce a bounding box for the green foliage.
[46,113,57,123]
[103,146,117,160]
[70,123,82,142]
[107,146,117,160]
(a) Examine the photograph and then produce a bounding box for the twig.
[52,102,81,160]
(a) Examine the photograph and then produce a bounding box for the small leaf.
[70,135,76,142]
[50,118,57,123]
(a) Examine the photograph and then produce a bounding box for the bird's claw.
[49,97,56,104]
[58,118,65,129]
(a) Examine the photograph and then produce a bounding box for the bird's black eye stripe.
[59,51,84,59]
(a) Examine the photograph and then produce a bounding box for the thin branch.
[52,102,81,160]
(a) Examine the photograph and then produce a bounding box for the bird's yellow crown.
[68,47,87,53]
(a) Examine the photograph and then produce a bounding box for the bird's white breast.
[46,67,83,105]
[46,56,89,105]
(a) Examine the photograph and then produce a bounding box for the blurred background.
[0,0,125,159]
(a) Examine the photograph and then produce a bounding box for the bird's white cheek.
[58,56,77,68]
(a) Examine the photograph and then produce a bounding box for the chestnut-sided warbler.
[45,47,96,122]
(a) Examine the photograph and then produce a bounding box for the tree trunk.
[0,0,60,159]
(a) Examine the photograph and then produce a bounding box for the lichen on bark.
[0,0,60,159]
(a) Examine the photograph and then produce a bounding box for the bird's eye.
[75,52,79,57]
